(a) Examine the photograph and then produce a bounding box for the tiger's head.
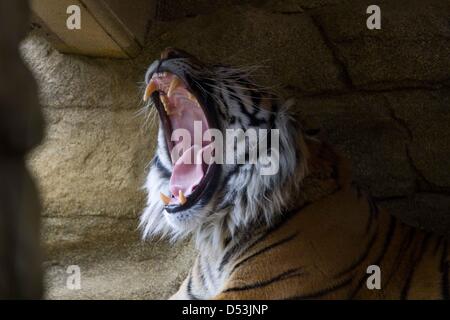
[140,48,308,247]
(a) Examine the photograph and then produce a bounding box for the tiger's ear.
[160,47,204,66]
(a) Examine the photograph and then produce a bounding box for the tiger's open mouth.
[143,70,220,213]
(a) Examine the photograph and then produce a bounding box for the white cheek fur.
[139,71,303,250]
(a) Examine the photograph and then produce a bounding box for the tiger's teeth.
[179,190,187,205]
[187,93,200,107]
[143,81,157,102]
[168,77,181,97]
[160,192,170,205]
[160,95,170,113]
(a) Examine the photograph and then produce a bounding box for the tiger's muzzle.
[143,48,221,213]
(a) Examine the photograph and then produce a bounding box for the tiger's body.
[140,48,450,300]
[171,139,449,300]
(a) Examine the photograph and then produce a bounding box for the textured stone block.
[29,108,156,246]
[21,35,143,110]
[0,0,43,299]
[385,89,450,188]
[297,93,415,198]
[314,0,450,89]
[140,7,347,94]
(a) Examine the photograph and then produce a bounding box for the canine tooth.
[179,190,187,205]
[160,95,170,113]
[143,81,157,102]
[160,192,170,205]
[187,93,200,107]
[168,77,181,97]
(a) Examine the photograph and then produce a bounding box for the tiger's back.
[214,151,450,300]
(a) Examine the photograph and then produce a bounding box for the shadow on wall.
[17,0,450,299]
[0,0,44,299]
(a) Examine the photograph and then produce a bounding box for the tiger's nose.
[160,48,204,68]
[160,47,187,60]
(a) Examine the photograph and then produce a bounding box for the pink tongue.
[169,144,211,203]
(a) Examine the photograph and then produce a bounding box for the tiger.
[139,47,449,300]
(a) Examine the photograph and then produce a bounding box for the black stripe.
[433,236,444,256]
[215,165,246,211]
[384,226,417,289]
[223,236,232,248]
[186,272,200,300]
[400,233,431,299]
[227,86,266,127]
[336,225,378,277]
[153,155,171,179]
[352,182,363,199]
[392,225,416,269]
[249,90,261,113]
[400,227,417,254]
[223,268,303,293]
[217,106,228,121]
[269,102,278,128]
[178,59,202,72]
[215,87,229,121]
[216,192,235,212]
[241,189,248,208]
[349,215,397,298]
[218,238,246,272]
[237,118,246,130]
[441,240,449,299]
[218,204,307,272]
[365,206,375,232]
[223,165,242,187]
[367,195,379,216]
[246,203,310,253]
[286,277,353,300]
[230,233,298,275]
[218,203,309,278]
[374,215,397,266]
[365,196,379,232]
[196,256,207,291]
